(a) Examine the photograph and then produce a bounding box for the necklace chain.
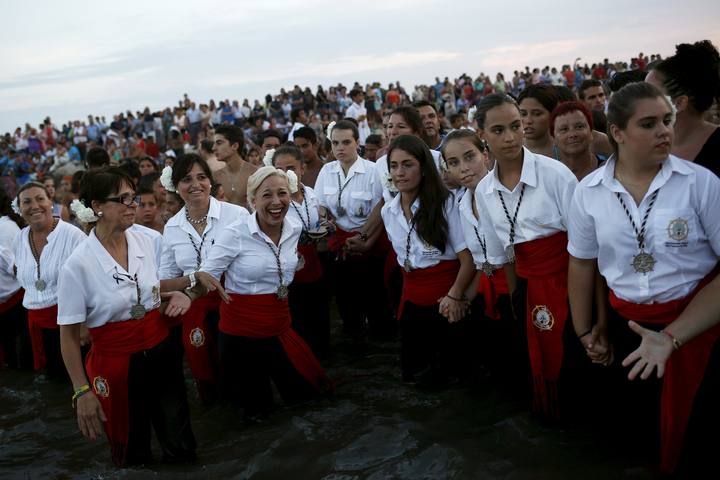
[28,218,58,281]
[290,184,311,231]
[185,208,208,225]
[263,224,285,290]
[615,189,659,251]
[497,183,526,246]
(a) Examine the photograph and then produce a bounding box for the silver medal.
[506,245,515,263]
[632,251,656,274]
[336,206,346,217]
[276,284,289,300]
[481,261,494,277]
[130,304,146,319]
[35,279,46,291]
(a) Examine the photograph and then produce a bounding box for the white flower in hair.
[160,166,176,192]
[467,105,478,123]
[384,173,398,194]
[11,198,21,215]
[665,95,678,127]
[286,169,299,194]
[262,149,276,167]
[326,121,336,140]
[70,199,98,223]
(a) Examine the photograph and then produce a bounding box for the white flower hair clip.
[70,199,98,223]
[11,198,21,215]
[326,121,336,140]
[384,173,398,194]
[160,166,176,192]
[665,95,678,127]
[286,169,299,194]
[467,105,478,124]
[263,149,276,167]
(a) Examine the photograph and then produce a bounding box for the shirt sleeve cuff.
[57,314,86,326]
[567,244,598,259]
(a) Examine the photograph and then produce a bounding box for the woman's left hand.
[438,296,468,323]
[621,320,674,380]
[161,291,191,317]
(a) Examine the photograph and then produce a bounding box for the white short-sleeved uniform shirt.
[345,103,371,145]
[57,229,162,328]
[458,188,506,271]
[130,223,163,270]
[314,158,383,232]
[159,197,249,279]
[381,194,467,270]
[287,185,322,232]
[200,213,302,294]
[376,150,444,203]
[568,155,720,304]
[474,148,577,265]
[14,220,86,309]
[0,217,21,302]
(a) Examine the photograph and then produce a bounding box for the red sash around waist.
[294,244,323,284]
[27,304,58,371]
[327,227,358,252]
[181,291,220,383]
[220,293,330,392]
[85,310,167,466]
[477,268,509,320]
[609,268,719,474]
[513,231,569,419]
[398,260,459,320]
[0,288,24,315]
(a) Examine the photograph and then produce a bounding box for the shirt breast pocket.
[652,209,697,254]
[350,191,373,218]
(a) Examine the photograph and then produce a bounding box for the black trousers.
[333,255,392,337]
[126,334,196,465]
[218,333,318,417]
[289,280,330,358]
[42,328,67,381]
[0,302,33,370]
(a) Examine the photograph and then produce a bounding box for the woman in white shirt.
[271,145,330,357]
[473,94,578,419]
[381,135,475,386]
[196,166,330,419]
[441,130,521,385]
[567,82,720,475]
[58,167,195,466]
[0,185,32,369]
[159,154,248,404]
[14,182,86,378]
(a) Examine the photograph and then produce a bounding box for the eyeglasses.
[104,193,140,206]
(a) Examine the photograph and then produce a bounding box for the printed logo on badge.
[189,327,205,347]
[532,305,554,331]
[93,376,110,397]
[667,218,689,242]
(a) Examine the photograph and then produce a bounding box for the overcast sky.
[1,0,719,133]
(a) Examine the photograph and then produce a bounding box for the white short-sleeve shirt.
[57,229,162,328]
[159,197,249,279]
[200,213,301,294]
[130,223,163,269]
[381,193,467,270]
[474,147,577,265]
[14,220,86,309]
[458,188,505,271]
[314,158,383,232]
[0,217,21,302]
[568,155,720,304]
[375,149,444,203]
[287,185,322,232]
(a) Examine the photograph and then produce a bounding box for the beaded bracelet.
[72,384,91,408]
[446,293,467,302]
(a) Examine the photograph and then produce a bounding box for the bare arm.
[568,256,595,337]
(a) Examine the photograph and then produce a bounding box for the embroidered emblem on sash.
[93,376,110,397]
[532,305,554,331]
[189,327,205,347]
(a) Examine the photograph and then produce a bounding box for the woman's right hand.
[195,272,230,303]
[76,393,107,441]
[580,324,613,365]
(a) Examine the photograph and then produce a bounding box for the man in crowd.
[213,124,257,208]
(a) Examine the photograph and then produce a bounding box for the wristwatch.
[188,271,197,289]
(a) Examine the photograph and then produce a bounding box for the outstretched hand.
[621,321,674,380]
[195,272,231,303]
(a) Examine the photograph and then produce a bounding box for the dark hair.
[653,40,720,113]
[261,129,283,144]
[387,135,450,253]
[342,117,359,128]
[591,110,607,134]
[331,119,359,141]
[138,171,160,192]
[200,139,214,154]
[215,124,245,152]
[78,167,136,212]
[549,101,594,137]
[271,145,303,165]
[137,185,155,196]
[118,160,141,184]
[71,171,85,194]
[365,134,384,147]
[349,88,363,99]
[607,70,646,93]
[606,82,670,152]
[474,94,519,130]
[86,146,111,169]
[390,106,424,137]
[578,79,603,99]
[440,129,488,159]
[553,85,576,103]
[293,126,317,144]
[290,108,305,123]
[171,153,212,188]
[517,84,560,113]
[16,181,51,203]
[0,183,25,228]
[412,100,438,113]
